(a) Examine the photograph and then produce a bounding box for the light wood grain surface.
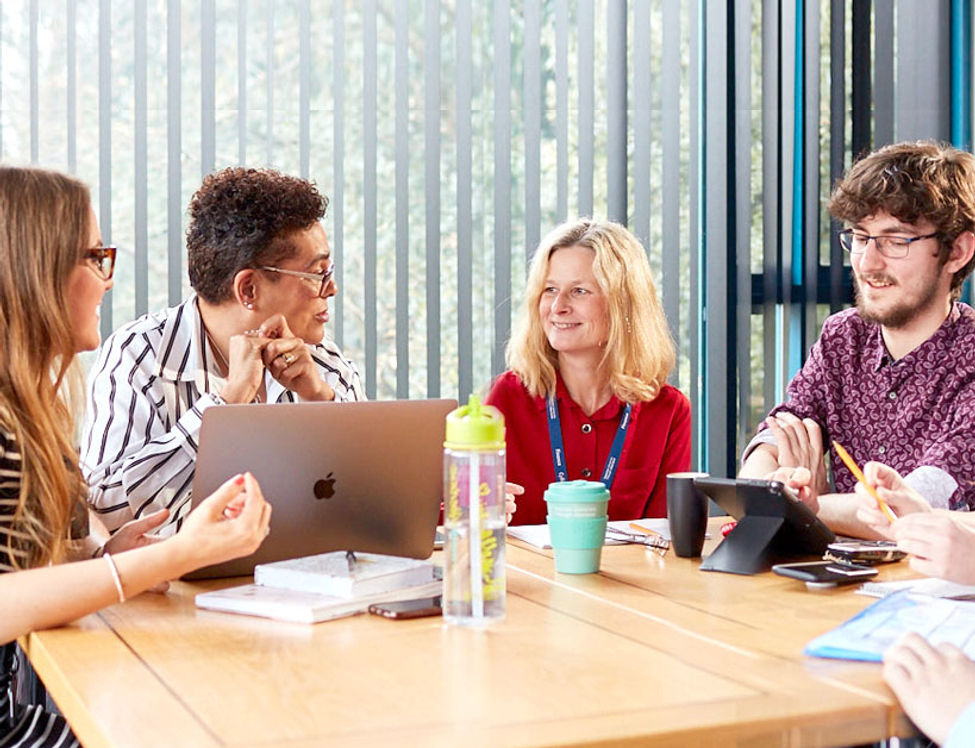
[22,518,920,747]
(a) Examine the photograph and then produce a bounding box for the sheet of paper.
[805,590,975,662]
[506,519,672,549]
[857,577,975,601]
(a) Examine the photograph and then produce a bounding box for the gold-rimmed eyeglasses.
[85,246,117,280]
[259,263,335,298]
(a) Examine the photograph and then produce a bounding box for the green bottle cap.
[444,394,505,450]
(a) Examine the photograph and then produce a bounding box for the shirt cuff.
[903,465,957,510]
[741,429,777,465]
[206,391,227,407]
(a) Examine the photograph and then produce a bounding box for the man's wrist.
[739,444,779,478]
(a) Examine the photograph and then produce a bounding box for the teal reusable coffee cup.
[544,481,609,574]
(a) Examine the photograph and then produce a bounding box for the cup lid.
[444,394,505,449]
[544,480,610,502]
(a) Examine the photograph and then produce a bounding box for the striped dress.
[0,427,80,748]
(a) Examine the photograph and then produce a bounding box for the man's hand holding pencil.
[853,460,932,539]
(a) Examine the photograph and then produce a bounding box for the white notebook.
[254,551,436,597]
[506,519,673,549]
[195,552,441,624]
[195,579,443,624]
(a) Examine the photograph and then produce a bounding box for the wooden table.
[22,519,919,747]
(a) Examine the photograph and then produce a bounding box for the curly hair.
[828,140,975,299]
[505,218,676,404]
[187,167,329,302]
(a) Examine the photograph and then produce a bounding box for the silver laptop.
[183,398,456,579]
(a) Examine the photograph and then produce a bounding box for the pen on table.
[831,441,898,524]
[346,550,357,574]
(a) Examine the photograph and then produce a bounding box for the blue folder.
[805,590,975,662]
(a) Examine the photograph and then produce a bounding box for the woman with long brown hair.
[0,165,271,747]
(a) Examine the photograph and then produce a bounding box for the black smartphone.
[825,540,906,566]
[368,596,442,620]
[772,560,878,589]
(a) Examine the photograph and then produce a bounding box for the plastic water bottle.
[442,395,506,626]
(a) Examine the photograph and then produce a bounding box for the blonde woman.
[486,219,691,525]
[0,166,270,747]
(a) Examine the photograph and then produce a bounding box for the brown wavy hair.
[187,167,329,303]
[0,166,90,568]
[828,140,975,299]
[505,218,676,404]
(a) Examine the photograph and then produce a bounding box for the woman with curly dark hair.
[80,168,363,536]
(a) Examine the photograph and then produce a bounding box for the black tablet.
[692,477,836,575]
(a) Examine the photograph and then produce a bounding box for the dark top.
[1,425,80,747]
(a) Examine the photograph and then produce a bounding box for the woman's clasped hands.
[222,314,335,403]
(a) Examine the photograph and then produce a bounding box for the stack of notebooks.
[195,552,442,624]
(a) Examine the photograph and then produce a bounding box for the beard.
[854,272,942,329]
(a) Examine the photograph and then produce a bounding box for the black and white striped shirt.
[79,296,363,534]
[0,428,28,574]
[0,426,79,748]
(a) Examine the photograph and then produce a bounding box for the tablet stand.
[700,515,785,575]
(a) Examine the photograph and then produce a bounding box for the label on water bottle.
[446,462,462,523]
[443,456,506,625]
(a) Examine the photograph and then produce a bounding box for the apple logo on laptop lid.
[314,472,336,500]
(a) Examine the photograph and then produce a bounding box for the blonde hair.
[506,218,675,403]
[0,165,90,568]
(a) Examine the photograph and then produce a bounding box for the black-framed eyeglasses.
[838,229,940,260]
[84,246,117,280]
[259,263,335,298]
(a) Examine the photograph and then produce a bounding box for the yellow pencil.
[627,522,669,555]
[629,522,663,538]
[832,441,898,524]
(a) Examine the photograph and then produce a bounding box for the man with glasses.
[740,140,975,538]
[80,167,363,535]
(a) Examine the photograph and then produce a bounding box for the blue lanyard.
[546,396,633,488]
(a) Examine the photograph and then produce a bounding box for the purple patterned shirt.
[746,303,975,510]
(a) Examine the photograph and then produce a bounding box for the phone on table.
[825,540,906,566]
[368,596,442,620]
[771,560,878,589]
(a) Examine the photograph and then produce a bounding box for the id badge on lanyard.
[546,396,632,488]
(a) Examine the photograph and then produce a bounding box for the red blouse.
[485,370,692,525]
